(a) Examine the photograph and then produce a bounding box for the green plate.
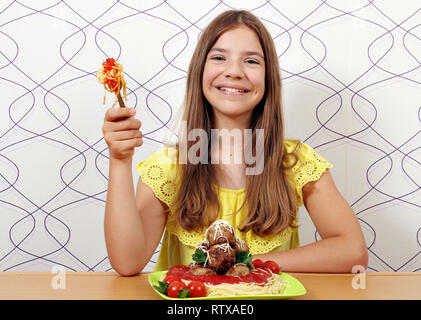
[148,270,306,300]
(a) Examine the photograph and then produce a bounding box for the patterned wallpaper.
[0,0,420,272]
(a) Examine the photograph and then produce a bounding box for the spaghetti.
[96,58,127,107]
[205,273,289,297]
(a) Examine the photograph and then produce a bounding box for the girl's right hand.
[102,107,143,161]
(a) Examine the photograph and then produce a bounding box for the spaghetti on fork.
[97,58,127,107]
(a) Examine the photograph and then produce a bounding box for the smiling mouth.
[217,87,249,93]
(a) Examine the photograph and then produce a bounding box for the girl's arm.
[256,171,368,273]
[103,107,167,276]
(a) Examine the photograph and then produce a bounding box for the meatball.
[207,243,236,274]
[205,220,236,246]
[189,264,217,276]
[225,263,250,277]
[196,240,210,252]
[233,236,249,253]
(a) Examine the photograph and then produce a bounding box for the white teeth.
[219,87,246,93]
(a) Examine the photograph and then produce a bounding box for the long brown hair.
[172,10,298,236]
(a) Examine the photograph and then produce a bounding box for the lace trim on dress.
[136,153,178,208]
[287,146,333,207]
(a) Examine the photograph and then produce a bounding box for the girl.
[102,10,368,276]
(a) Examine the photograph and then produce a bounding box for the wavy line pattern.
[0,1,420,272]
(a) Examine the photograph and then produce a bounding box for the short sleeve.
[135,147,179,208]
[284,140,333,207]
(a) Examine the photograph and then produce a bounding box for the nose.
[224,59,244,79]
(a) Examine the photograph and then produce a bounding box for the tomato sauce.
[165,265,272,285]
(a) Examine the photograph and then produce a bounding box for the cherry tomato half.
[167,281,187,298]
[264,260,280,274]
[163,275,181,284]
[252,259,265,269]
[187,281,206,298]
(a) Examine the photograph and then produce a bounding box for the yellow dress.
[136,139,332,271]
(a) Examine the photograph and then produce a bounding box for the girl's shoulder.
[137,145,178,165]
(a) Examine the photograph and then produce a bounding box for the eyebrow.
[208,47,265,60]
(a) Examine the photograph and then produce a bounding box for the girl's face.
[202,25,265,127]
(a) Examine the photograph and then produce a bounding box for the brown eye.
[211,56,224,61]
[246,59,259,64]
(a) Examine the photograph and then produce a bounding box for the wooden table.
[0,272,420,300]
